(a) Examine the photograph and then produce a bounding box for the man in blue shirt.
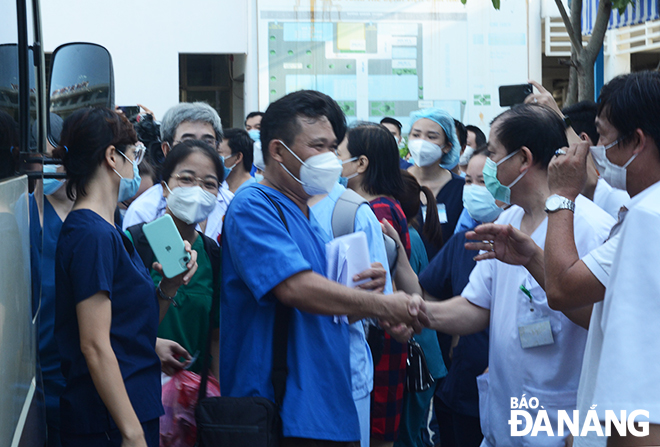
[221,90,426,446]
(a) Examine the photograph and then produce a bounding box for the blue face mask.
[248,129,260,142]
[482,149,526,204]
[462,184,503,223]
[221,155,237,180]
[113,151,141,203]
[338,156,358,188]
[43,164,64,195]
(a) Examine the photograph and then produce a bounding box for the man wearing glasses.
[122,102,233,244]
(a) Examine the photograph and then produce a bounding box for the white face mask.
[459,146,476,167]
[278,140,343,196]
[253,140,265,171]
[589,139,636,191]
[165,185,217,224]
[407,139,445,167]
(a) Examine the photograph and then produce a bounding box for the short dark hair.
[454,119,467,149]
[245,111,264,124]
[466,125,487,148]
[160,139,224,186]
[598,71,660,155]
[472,144,490,158]
[491,104,567,168]
[53,107,137,200]
[0,110,19,180]
[260,90,346,164]
[223,128,254,171]
[380,117,402,133]
[346,123,403,198]
[562,100,598,145]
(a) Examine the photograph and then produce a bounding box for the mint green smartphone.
[142,214,189,278]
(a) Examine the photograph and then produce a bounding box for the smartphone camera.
[498,84,533,107]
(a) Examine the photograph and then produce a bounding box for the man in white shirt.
[388,104,613,446]
[587,72,660,445]
[122,102,233,243]
[467,71,660,446]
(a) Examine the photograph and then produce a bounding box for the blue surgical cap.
[409,108,461,170]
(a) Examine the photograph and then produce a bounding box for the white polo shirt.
[122,183,234,244]
[463,196,614,447]
[593,178,630,219]
[593,181,660,425]
[574,212,625,447]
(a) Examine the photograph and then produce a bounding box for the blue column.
[594,46,604,101]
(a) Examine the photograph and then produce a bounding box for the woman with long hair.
[336,122,407,447]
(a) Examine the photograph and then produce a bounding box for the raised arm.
[545,142,606,311]
[525,80,581,146]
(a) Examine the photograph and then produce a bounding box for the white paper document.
[326,231,372,324]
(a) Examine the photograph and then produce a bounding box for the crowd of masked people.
[18,69,660,447]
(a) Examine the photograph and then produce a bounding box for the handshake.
[351,262,429,342]
[379,292,430,342]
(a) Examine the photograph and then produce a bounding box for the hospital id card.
[518,318,554,349]
[437,203,448,224]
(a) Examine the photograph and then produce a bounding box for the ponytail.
[419,186,444,250]
[397,170,444,250]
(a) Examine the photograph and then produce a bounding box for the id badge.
[518,319,554,349]
[437,203,448,224]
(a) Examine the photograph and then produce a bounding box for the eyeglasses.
[118,143,146,165]
[132,143,146,165]
[173,136,219,148]
[173,173,219,192]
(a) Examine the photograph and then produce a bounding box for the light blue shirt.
[311,183,393,400]
[454,207,480,235]
[235,176,257,193]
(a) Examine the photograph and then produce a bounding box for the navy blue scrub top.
[418,230,489,418]
[29,194,66,426]
[55,209,163,434]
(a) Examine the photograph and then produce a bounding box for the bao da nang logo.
[509,395,650,437]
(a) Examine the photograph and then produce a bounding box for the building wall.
[41,0,249,119]
[40,0,546,129]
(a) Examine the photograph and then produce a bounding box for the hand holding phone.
[117,105,140,120]
[499,84,533,107]
[142,215,191,279]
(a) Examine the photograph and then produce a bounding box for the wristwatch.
[545,194,575,213]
